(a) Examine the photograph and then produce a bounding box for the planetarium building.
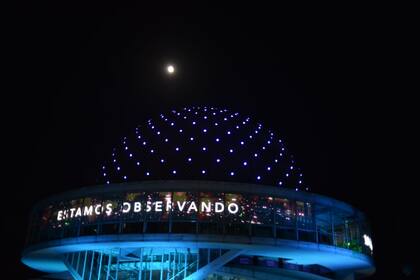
[22,107,375,280]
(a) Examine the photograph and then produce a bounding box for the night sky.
[4,3,416,279]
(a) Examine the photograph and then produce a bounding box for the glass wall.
[27,190,372,256]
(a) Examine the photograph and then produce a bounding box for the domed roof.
[99,106,307,191]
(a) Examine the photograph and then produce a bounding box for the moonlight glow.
[167,65,175,74]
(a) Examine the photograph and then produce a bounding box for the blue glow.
[227,131,231,135]
[203,129,207,133]
[172,170,177,174]
[230,172,235,176]
[215,138,220,142]
[188,158,192,162]
[243,161,247,166]
[202,147,207,151]
[190,137,194,141]
[257,176,261,180]
[175,147,180,151]
[136,162,140,166]
[229,149,233,153]
[201,170,206,174]
[216,158,221,163]
[160,159,165,163]
[179,129,183,133]
[214,122,218,126]
[117,166,121,171]
[240,141,244,145]
[254,153,258,157]
[129,153,133,157]
[267,167,271,171]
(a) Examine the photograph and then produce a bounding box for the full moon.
[167,65,175,74]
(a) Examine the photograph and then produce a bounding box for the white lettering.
[227,203,239,214]
[75,207,82,217]
[187,201,198,212]
[105,203,113,216]
[146,201,152,212]
[177,201,187,211]
[134,202,141,212]
[215,202,224,213]
[155,201,163,212]
[57,210,63,221]
[201,201,211,212]
[83,205,93,216]
[95,204,102,215]
[122,202,131,213]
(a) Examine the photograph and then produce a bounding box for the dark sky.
[4,2,416,279]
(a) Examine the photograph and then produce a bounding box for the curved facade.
[22,107,375,279]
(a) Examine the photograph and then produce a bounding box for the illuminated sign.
[363,234,373,251]
[56,200,240,221]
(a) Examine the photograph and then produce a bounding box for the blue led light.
[230,172,235,176]
[216,158,221,163]
[201,170,206,174]
[136,162,140,166]
[187,157,192,162]
[202,147,207,151]
[175,147,180,151]
[243,161,247,166]
[117,166,121,171]
[257,176,261,180]
[267,167,271,171]
[172,170,177,174]
[215,138,220,142]
[254,153,258,157]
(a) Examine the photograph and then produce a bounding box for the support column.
[184,249,244,280]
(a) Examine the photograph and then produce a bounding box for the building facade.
[22,107,375,279]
